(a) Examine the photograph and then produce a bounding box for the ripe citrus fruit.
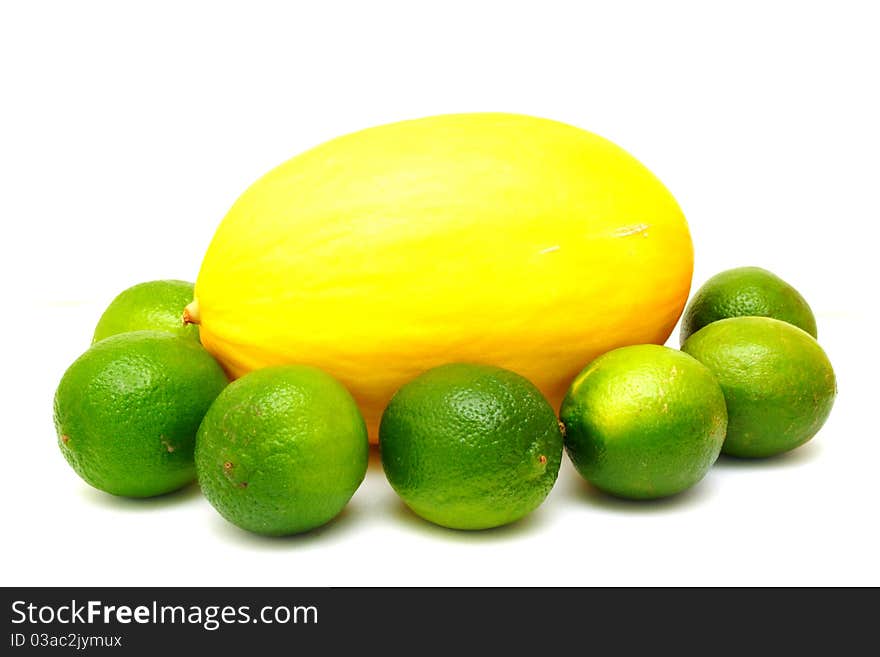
[680,266,817,344]
[560,345,727,499]
[195,366,369,536]
[682,316,836,458]
[53,331,228,497]
[379,363,563,530]
[93,280,199,344]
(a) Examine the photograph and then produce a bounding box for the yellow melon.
[188,113,693,440]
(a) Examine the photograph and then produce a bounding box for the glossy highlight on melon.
[188,113,694,440]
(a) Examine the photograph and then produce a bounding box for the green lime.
[195,365,369,536]
[379,363,563,530]
[93,280,199,344]
[53,330,228,497]
[680,267,817,344]
[560,345,727,499]
[682,316,836,458]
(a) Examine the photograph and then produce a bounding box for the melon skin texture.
[193,113,693,441]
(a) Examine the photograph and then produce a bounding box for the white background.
[2,1,877,586]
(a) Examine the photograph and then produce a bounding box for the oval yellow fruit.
[191,113,693,441]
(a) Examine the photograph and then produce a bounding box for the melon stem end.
[183,300,201,325]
